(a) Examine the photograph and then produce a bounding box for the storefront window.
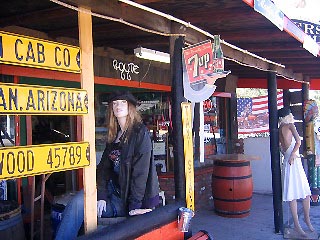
[95,91,172,171]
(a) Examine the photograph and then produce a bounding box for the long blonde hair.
[106,101,142,143]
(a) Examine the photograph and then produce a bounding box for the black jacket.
[97,122,159,213]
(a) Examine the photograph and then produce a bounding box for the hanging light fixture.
[134,47,170,63]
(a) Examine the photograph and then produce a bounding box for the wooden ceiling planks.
[0,0,319,85]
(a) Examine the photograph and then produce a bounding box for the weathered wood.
[207,154,261,161]
[290,90,303,105]
[78,7,97,234]
[64,0,171,34]
[93,50,171,85]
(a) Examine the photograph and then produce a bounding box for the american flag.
[237,91,283,135]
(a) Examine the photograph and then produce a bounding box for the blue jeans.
[55,185,125,240]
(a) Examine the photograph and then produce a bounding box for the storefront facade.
[1,0,320,239]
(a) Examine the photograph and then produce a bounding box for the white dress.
[282,138,311,202]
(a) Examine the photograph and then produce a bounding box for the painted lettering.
[9,88,18,111]
[75,93,83,111]
[316,25,320,35]
[0,84,87,114]
[7,152,15,174]
[63,48,70,67]
[37,43,45,63]
[27,150,34,171]
[26,90,36,110]
[51,90,57,111]
[68,92,74,111]
[55,47,72,68]
[1,149,35,176]
[26,41,36,62]
[187,54,200,79]
[0,88,7,110]
[112,59,139,80]
[17,151,25,173]
[46,90,50,111]
[15,39,23,61]
[37,90,45,111]
[55,46,61,66]
[60,92,66,111]
[0,32,80,73]
[305,23,315,35]
[198,53,210,69]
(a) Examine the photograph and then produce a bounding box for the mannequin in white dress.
[278,107,314,236]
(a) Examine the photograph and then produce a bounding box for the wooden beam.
[256,50,315,59]
[78,7,97,234]
[220,29,290,42]
[175,7,261,25]
[236,42,303,52]
[65,0,171,34]
[221,42,305,81]
[222,43,269,71]
[0,6,69,26]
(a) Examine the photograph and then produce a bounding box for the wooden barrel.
[212,160,253,218]
[0,200,25,240]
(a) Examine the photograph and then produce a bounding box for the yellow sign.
[0,142,90,180]
[0,31,80,73]
[0,82,88,115]
[181,102,195,211]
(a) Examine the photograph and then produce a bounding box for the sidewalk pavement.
[191,193,320,240]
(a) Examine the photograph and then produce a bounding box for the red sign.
[183,40,214,88]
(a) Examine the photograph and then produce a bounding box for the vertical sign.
[181,102,194,211]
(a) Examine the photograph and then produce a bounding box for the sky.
[272,0,320,24]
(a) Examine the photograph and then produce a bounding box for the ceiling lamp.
[134,47,170,63]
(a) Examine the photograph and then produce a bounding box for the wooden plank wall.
[94,48,171,86]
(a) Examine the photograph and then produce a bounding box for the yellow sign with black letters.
[181,102,195,211]
[0,142,90,180]
[0,82,88,115]
[0,31,80,73]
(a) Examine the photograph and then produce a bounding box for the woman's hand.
[289,153,297,165]
[97,200,107,217]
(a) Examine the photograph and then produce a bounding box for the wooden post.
[78,7,97,233]
[267,72,283,234]
[302,82,309,154]
[170,36,186,201]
